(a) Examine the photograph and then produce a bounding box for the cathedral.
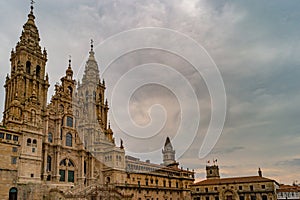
[0,4,194,200]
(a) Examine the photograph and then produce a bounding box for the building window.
[145,179,148,186]
[32,148,35,153]
[31,173,34,177]
[176,182,179,188]
[215,197,219,200]
[59,169,65,182]
[169,181,172,187]
[239,196,244,200]
[9,187,18,200]
[67,116,73,127]
[13,135,18,141]
[206,197,209,200]
[48,132,53,143]
[36,65,41,78]
[262,195,267,200]
[261,185,265,189]
[68,86,73,97]
[6,134,12,140]
[27,138,31,146]
[59,158,75,183]
[66,133,72,147]
[68,170,74,182]
[250,185,254,191]
[32,139,37,145]
[47,156,52,171]
[250,196,256,200]
[0,132,4,139]
[26,61,31,74]
[12,147,17,152]
[226,195,233,200]
[214,187,218,191]
[163,180,166,187]
[239,186,243,190]
[11,157,17,164]
[205,188,208,192]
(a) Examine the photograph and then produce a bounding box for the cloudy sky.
[0,0,300,184]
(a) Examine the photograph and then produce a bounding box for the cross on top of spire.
[30,0,35,13]
[69,55,72,66]
[90,39,94,51]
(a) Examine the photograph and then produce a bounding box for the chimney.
[258,168,262,177]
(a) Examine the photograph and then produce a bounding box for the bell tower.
[77,40,111,149]
[162,137,177,166]
[2,2,49,183]
[3,3,49,130]
[206,164,220,179]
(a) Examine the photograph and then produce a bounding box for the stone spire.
[82,39,100,84]
[15,2,44,56]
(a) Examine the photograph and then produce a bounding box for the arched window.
[36,65,41,78]
[99,93,102,102]
[59,104,64,113]
[106,177,110,184]
[31,110,36,122]
[32,139,37,145]
[68,86,73,97]
[47,156,52,171]
[9,187,18,200]
[48,132,53,143]
[66,133,72,147]
[26,61,31,74]
[85,90,88,101]
[67,116,73,127]
[93,91,96,100]
[59,158,75,183]
[27,138,31,146]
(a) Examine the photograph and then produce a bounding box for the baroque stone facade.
[0,4,195,200]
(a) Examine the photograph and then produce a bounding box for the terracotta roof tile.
[193,176,275,186]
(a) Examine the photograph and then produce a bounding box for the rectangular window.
[0,132,4,139]
[68,170,74,182]
[206,197,209,200]
[251,196,256,200]
[250,185,254,191]
[239,196,245,200]
[6,134,12,140]
[12,147,18,152]
[11,157,17,164]
[205,188,208,192]
[239,186,243,190]
[215,197,219,200]
[261,185,265,189]
[13,135,18,141]
[214,187,218,191]
[67,116,73,127]
[59,169,65,182]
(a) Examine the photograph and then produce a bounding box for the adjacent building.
[277,184,300,200]
[191,165,279,200]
